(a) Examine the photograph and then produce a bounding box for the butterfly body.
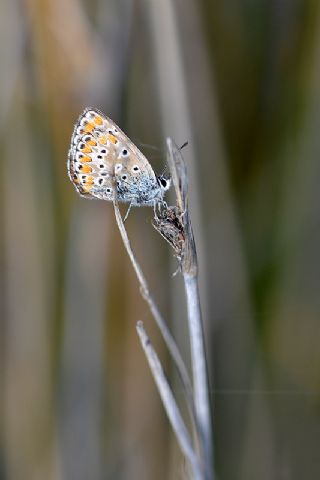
[68,108,170,206]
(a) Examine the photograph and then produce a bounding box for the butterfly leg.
[153,201,163,219]
[153,199,167,219]
[123,202,133,223]
[153,202,158,219]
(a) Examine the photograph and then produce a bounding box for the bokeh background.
[1,0,320,479]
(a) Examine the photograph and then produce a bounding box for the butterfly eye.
[97,155,102,159]
[101,149,106,153]
[99,164,104,168]
[158,176,171,190]
[132,165,140,172]
[106,187,112,194]
[121,174,128,181]
[121,149,129,157]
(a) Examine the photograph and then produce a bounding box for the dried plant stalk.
[112,194,198,428]
[112,137,213,478]
[153,138,214,479]
[112,194,205,475]
[136,321,202,480]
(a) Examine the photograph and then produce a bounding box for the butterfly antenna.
[179,141,188,151]
[137,141,163,153]
[160,164,169,177]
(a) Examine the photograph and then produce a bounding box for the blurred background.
[1,0,320,479]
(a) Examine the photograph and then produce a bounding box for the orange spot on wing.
[87,139,97,146]
[73,175,80,184]
[80,146,92,153]
[80,155,92,163]
[108,134,117,144]
[99,136,107,145]
[86,176,94,185]
[81,165,92,174]
[94,116,103,125]
[84,122,95,133]
[82,185,93,192]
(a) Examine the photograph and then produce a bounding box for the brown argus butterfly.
[68,108,170,207]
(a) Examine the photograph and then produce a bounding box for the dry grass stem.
[153,138,214,479]
[136,321,203,480]
[112,194,197,424]
[112,138,213,477]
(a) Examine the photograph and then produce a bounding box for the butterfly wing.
[68,108,159,204]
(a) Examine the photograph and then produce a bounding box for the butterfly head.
[157,175,171,193]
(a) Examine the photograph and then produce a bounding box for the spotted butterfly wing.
[68,108,168,206]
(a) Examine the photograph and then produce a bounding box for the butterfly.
[68,108,170,210]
